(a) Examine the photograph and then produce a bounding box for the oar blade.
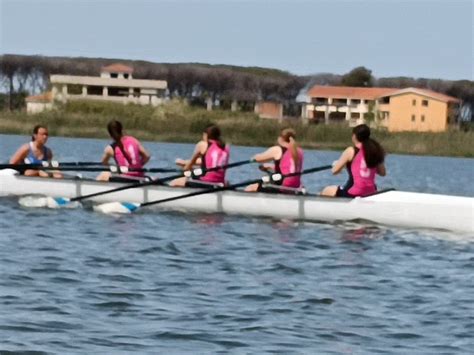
[93,202,140,214]
[18,196,80,209]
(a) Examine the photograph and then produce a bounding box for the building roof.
[26,91,53,103]
[306,85,460,103]
[307,85,397,100]
[101,63,134,73]
[380,87,460,103]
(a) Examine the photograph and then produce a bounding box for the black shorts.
[109,176,152,183]
[185,180,224,189]
[335,186,356,198]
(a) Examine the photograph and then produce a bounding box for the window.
[421,115,425,122]
[333,98,347,105]
[123,74,129,79]
[110,73,118,78]
[422,99,429,106]
[312,97,328,105]
[411,114,416,122]
[412,99,416,106]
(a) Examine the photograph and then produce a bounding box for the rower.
[97,120,151,182]
[245,128,304,194]
[9,125,62,178]
[321,124,386,198]
[170,124,230,187]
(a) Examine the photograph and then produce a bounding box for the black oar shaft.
[140,165,332,208]
[0,163,180,173]
[0,161,104,169]
[70,159,255,202]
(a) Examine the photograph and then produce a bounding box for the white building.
[50,63,167,107]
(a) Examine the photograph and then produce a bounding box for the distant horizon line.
[2,52,472,83]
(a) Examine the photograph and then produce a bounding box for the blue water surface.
[1,134,473,354]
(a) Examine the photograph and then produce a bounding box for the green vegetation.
[1,100,473,157]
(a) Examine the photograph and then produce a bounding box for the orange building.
[377,88,460,132]
[254,101,283,119]
[299,85,460,132]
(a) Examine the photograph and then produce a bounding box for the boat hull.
[1,170,473,233]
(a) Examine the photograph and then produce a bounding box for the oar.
[40,159,256,208]
[0,161,104,170]
[8,165,180,173]
[95,164,332,214]
[0,162,180,173]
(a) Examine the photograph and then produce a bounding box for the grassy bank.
[1,100,473,157]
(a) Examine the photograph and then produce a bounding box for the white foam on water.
[93,202,134,214]
[18,196,81,209]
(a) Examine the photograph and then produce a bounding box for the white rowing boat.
[0,169,473,233]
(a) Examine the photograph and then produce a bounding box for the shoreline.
[1,101,473,158]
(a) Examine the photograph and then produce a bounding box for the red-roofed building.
[298,85,460,132]
[101,64,134,79]
[26,91,53,114]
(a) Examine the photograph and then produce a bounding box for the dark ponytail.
[353,124,385,168]
[204,124,225,149]
[107,120,131,164]
[280,128,300,168]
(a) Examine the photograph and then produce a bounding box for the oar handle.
[140,164,332,208]
[70,159,256,202]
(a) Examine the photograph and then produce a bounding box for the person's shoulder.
[125,135,140,143]
[344,146,355,154]
[197,140,208,148]
[18,143,30,152]
[343,146,356,159]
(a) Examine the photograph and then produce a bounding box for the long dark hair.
[204,124,225,149]
[280,128,300,167]
[353,124,385,168]
[107,120,131,164]
[31,124,47,141]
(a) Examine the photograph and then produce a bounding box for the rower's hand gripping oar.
[40,159,256,208]
[95,164,332,214]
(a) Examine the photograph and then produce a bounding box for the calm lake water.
[1,133,473,354]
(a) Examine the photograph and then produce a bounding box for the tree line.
[0,54,472,121]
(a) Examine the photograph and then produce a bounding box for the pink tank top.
[112,136,144,177]
[278,146,304,187]
[200,140,230,183]
[348,146,376,196]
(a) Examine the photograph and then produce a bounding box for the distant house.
[25,91,53,114]
[49,63,167,107]
[254,101,284,119]
[298,85,460,132]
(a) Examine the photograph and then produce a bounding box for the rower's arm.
[332,147,353,174]
[100,146,114,165]
[9,144,29,164]
[253,146,281,163]
[138,142,151,165]
[376,163,386,176]
[183,141,207,171]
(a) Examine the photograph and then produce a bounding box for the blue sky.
[1,0,472,80]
